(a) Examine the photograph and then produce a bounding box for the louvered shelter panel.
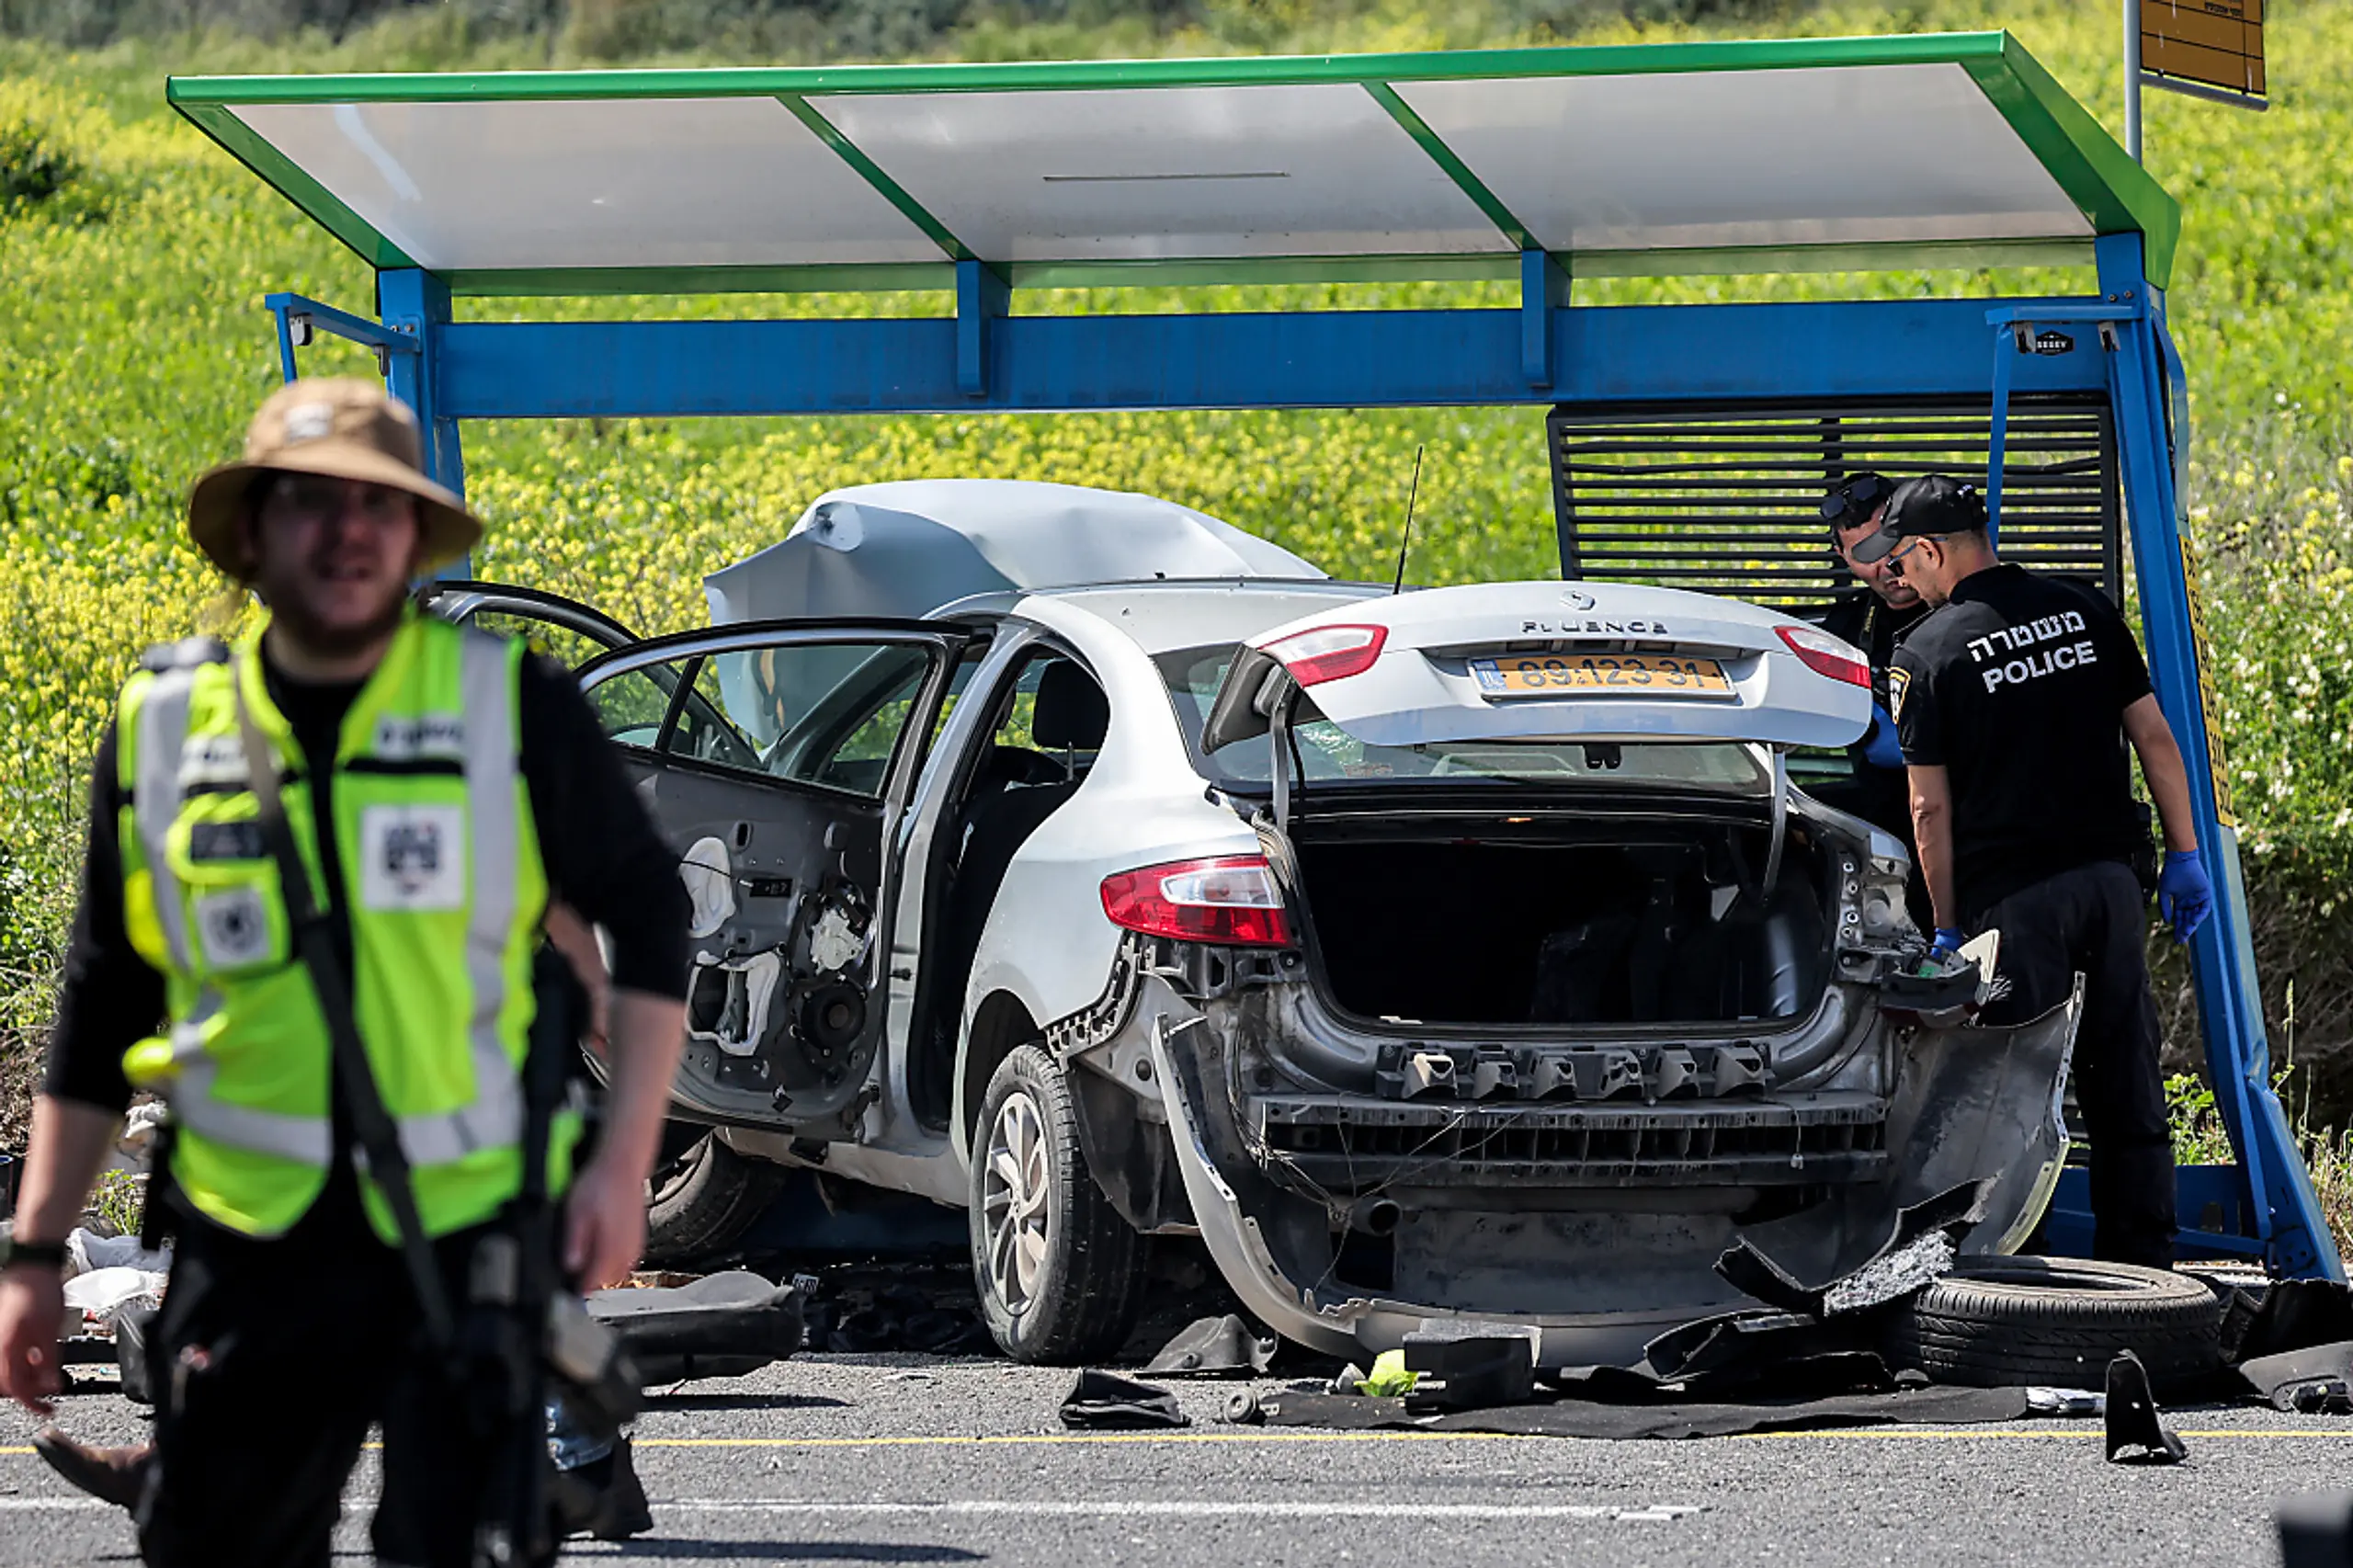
[1548,396,2123,614]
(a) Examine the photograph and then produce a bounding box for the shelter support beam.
[379,269,469,576]
[958,260,1008,400]
[431,296,2112,420]
[2071,232,2343,1279]
[1521,250,1570,390]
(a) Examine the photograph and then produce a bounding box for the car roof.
[954,577,1391,656]
[704,481,1325,626]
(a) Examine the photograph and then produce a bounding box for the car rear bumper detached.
[1147,982,2082,1367]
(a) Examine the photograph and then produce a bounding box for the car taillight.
[1259,623,1387,687]
[1775,624,1871,687]
[1100,856,1294,947]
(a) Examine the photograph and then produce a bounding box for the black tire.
[1880,1256,2224,1392]
[642,1130,790,1268]
[969,1044,1147,1363]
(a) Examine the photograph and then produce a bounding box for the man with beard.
[1812,472,1931,849]
[0,379,690,1566]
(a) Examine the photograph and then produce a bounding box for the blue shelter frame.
[175,35,2342,1278]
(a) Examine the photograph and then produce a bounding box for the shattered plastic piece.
[586,1270,802,1385]
[1329,1363,1369,1396]
[2238,1342,2353,1412]
[1403,1335,1535,1413]
[1060,1369,1188,1430]
[1820,1232,1957,1316]
[1142,1314,1278,1379]
[1715,1178,1985,1318]
[2104,1351,2188,1464]
[2026,1387,2105,1417]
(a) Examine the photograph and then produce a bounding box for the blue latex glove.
[1860,702,1904,770]
[2158,849,2213,943]
[1929,927,1967,961]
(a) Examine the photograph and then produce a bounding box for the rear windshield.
[1155,645,1769,793]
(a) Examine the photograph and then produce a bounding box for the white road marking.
[0,1500,112,1511]
[654,1500,1704,1521]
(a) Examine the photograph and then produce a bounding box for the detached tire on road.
[970,1044,1146,1364]
[642,1130,790,1267]
[1880,1256,2224,1392]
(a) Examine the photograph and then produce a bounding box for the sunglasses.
[1820,473,1895,525]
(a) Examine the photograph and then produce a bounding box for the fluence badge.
[1887,665,1912,722]
[359,804,466,912]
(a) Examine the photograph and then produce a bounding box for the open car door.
[415,579,639,669]
[574,621,972,1139]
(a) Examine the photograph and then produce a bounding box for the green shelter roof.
[167,31,2180,296]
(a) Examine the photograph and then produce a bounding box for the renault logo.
[1561,588,1597,610]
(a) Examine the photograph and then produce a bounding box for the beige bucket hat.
[188,378,483,576]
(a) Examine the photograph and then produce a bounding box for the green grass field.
[4,0,2353,1179]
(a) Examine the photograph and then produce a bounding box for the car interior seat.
[920,658,1112,1107]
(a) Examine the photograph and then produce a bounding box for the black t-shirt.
[1891,563,2153,922]
[1812,587,1929,844]
[46,639,691,1250]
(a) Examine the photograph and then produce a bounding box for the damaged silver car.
[435,478,2079,1368]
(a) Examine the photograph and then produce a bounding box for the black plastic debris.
[2104,1350,2188,1464]
[1714,1179,1990,1319]
[1060,1369,1188,1430]
[1142,1314,1277,1379]
[2277,1490,2353,1568]
[1255,1383,2031,1438]
[587,1271,804,1385]
[114,1301,161,1407]
[2234,1280,2353,1366]
[1402,1335,1534,1412]
[801,1275,995,1357]
[2239,1342,2353,1414]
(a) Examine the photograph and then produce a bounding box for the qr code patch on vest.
[359,804,467,912]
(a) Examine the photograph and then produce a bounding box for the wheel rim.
[981,1090,1052,1312]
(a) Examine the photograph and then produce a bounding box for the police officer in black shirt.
[1856,475,2215,1267]
[1813,472,1930,851]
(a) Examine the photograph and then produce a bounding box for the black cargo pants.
[139,1208,551,1568]
[1972,858,2177,1268]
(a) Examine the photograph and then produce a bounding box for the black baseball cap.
[1848,474,1987,564]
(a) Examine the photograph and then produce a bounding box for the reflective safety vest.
[117,610,559,1242]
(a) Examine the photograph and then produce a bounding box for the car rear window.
[1155,645,1768,793]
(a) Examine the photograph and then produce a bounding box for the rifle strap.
[233,665,458,1353]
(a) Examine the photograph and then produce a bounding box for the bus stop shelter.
[168,30,2343,1279]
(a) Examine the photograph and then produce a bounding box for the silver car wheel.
[982,1089,1052,1312]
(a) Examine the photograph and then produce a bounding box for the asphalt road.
[5,1354,2351,1567]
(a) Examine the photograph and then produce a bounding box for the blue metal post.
[2093,232,2341,1278]
[957,259,1007,400]
[1521,249,1570,391]
[378,268,470,578]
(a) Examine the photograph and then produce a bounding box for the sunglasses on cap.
[1820,472,1895,526]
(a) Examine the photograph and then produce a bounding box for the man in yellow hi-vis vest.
[0,380,691,1567]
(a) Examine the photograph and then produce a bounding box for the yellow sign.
[2178,535,2239,828]
[2143,0,2267,98]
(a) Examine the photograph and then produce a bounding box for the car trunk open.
[1290,805,1834,1030]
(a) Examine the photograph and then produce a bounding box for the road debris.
[1059,1369,1188,1429]
[2104,1351,2188,1465]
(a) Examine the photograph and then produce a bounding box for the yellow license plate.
[1470,653,1733,699]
